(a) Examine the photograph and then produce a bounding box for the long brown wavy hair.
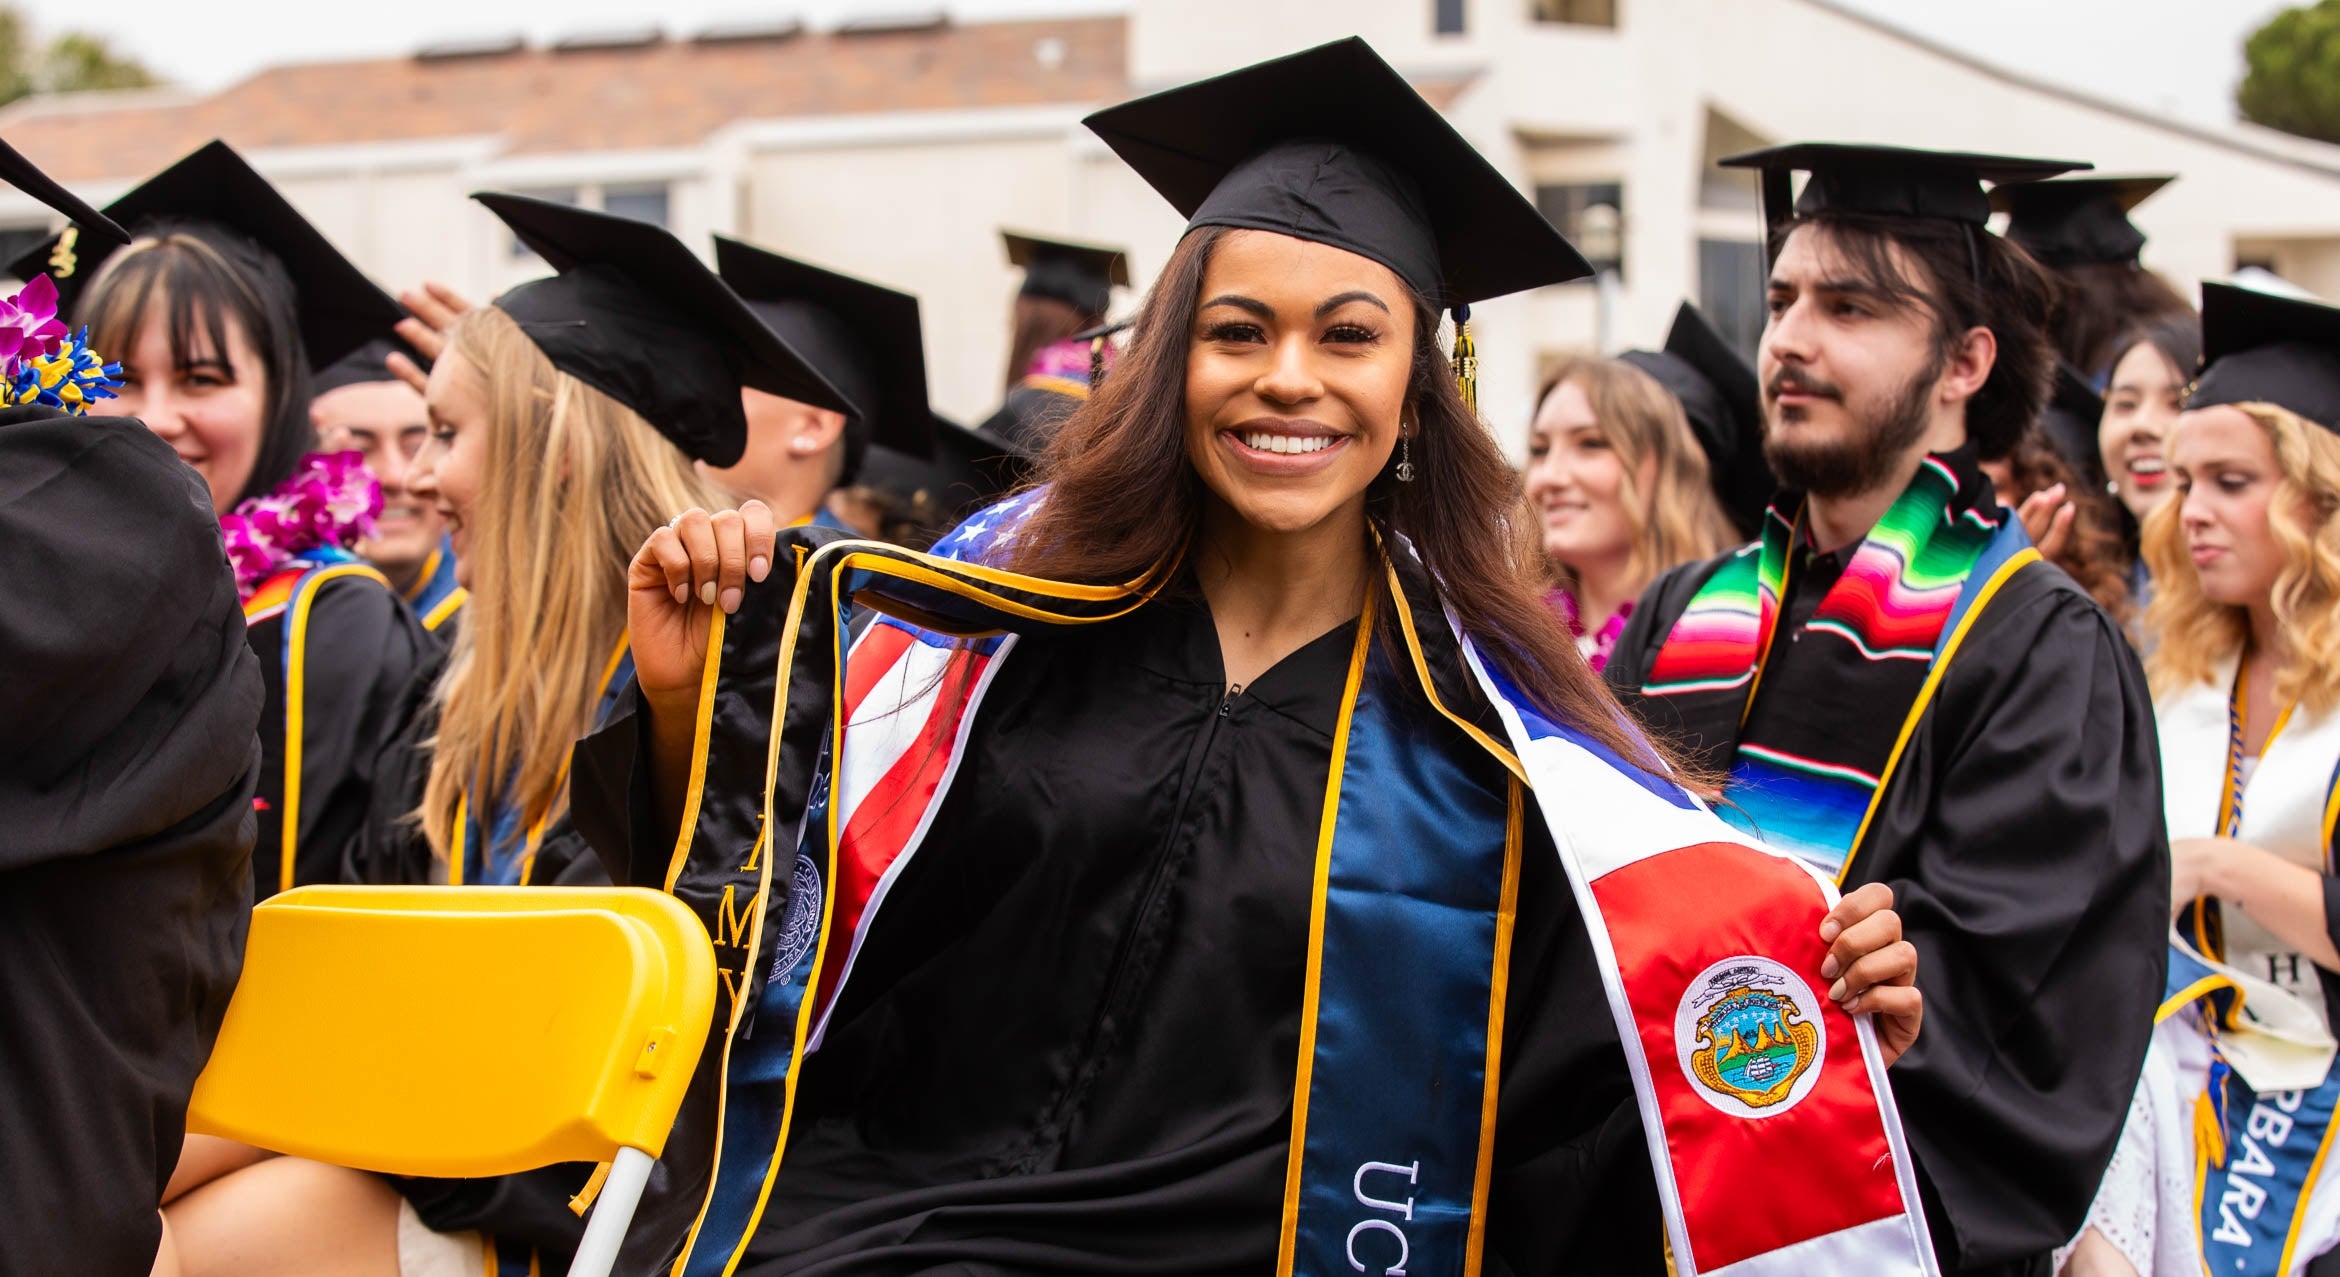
[2144,401,2340,715]
[1003,225,1666,771]
[1993,425,2132,625]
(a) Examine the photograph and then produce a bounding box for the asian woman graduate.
[155,196,858,1277]
[578,40,1940,1277]
[11,139,432,903]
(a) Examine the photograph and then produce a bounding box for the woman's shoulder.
[284,561,437,677]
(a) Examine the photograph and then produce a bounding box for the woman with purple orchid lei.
[218,450,384,597]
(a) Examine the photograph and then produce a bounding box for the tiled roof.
[4,16,1130,183]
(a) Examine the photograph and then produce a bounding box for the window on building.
[603,183,671,229]
[1535,182,1624,277]
[1530,0,1615,27]
[1434,0,1466,35]
[1698,238,1767,360]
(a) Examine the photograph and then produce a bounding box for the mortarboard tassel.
[1091,334,1108,392]
[1451,304,1478,418]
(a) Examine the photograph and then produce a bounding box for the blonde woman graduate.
[2064,285,2340,1277]
[14,140,432,903]
[572,41,1938,1277]
[158,199,854,1277]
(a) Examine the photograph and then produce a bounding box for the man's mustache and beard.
[1761,345,1946,498]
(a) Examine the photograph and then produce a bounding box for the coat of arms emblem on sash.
[1676,957,1825,1118]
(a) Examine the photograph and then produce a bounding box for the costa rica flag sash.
[618,496,1938,1277]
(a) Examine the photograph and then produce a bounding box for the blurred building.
[8,0,2340,447]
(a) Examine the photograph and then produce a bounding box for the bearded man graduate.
[1606,144,2170,1277]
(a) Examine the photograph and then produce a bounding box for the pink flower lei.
[220,451,383,599]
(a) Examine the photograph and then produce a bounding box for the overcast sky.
[34,0,2299,129]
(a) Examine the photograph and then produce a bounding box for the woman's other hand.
[1819,881,1921,1067]
[388,282,478,393]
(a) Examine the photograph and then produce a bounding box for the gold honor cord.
[279,563,391,894]
[1274,595,1379,1275]
[1835,547,2038,885]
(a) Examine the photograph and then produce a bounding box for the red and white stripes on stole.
[806,618,1010,1048]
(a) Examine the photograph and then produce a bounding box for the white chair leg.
[567,1146,655,1277]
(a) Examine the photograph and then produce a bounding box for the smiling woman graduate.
[570,39,1939,1277]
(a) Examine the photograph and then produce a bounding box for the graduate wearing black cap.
[1608,143,2169,1276]
[1993,175,2193,382]
[0,141,263,1276]
[311,338,466,631]
[2090,282,2340,1275]
[575,39,1930,1277]
[1619,300,1774,538]
[11,139,435,907]
[201,196,867,1277]
[980,230,1131,457]
[701,234,967,540]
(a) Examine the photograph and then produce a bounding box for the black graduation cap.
[478,193,852,468]
[0,136,126,246]
[713,235,937,481]
[2191,281,2340,431]
[855,413,1021,533]
[1618,301,1772,538]
[1003,230,1128,316]
[1717,143,2089,250]
[1991,175,2173,269]
[1083,37,1591,308]
[310,336,428,397]
[2037,362,2109,489]
[10,140,404,367]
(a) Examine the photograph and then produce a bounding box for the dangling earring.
[1396,431,1416,483]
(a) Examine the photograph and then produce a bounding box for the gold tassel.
[1090,334,1108,390]
[1451,304,1478,418]
[47,226,77,279]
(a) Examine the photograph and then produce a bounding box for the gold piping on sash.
[422,587,468,632]
[659,607,733,896]
[2156,972,2240,1026]
[2280,1109,2340,1270]
[664,579,785,1277]
[280,563,390,894]
[1276,594,1378,1277]
[1835,548,2039,886]
[1380,560,1527,786]
[404,543,444,603]
[1462,780,1525,1276]
[708,554,877,1277]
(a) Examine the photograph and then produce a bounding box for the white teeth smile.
[2129,458,2165,476]
[1241,432,1336,455]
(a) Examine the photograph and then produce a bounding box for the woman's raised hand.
[387,282,478,394]
[628,501,779,716]
[1818,881,1922,1068]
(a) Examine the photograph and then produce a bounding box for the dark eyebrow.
[1316,290,1390,318]
[1199,293,1272,318]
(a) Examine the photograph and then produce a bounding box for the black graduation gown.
[0,409,263,1277]
[572,593,1667,1276]
[341,643,602,1271]
[246,562,433,899]
[1606,551,2168,1277]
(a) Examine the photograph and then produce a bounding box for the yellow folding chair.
[188,885,715,1277]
